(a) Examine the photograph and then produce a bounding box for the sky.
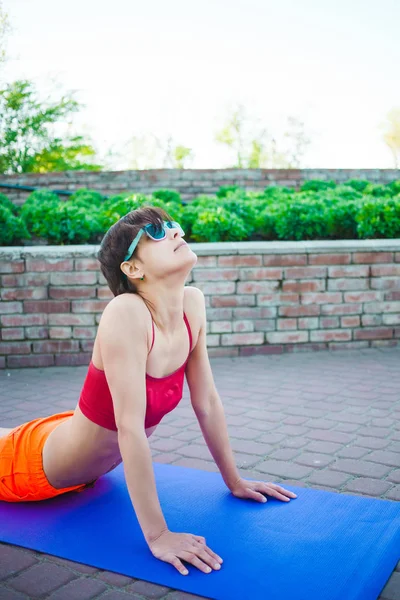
[2,0,400,170]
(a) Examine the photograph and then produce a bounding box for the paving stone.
[306,470,352,488]
[153,453,181,464]
[98,591,143,600]
[96,571,134,587]
[331,459,391,478]
[8,563,76,597]
[126,580,171,598]
[304,441,342,454]
[385,485,400,501]
[0,545,38,580]
[335,446,371,459]
[344,477,393,497]
[0,587,30,600]
[268,448,301,461]
[367,450,400,468]
[256,460,313,479]
[305,429,356,444]
[150,439,186,453]
[380,571,400,600]
[172,458,219,472]
[230,439,273,456]
[44,555,99,574]
[293,452,335,468]
[176,444,213,461]
[387,470,400,484]
[166,592,208,600]
[355,436,391,450]
[46,577,107,600]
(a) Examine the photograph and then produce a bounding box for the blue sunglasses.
[124,220,185,261]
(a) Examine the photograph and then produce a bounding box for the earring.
[140,275,145,280]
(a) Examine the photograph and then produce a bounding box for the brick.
[327,278,369,291]
[298,317,319,329]
[353,327,393,340]
[221,332,264,346]
[96,571,134,586]
[206,334,220,346]
[8,562,76,597]
[233,306,277,319]
[0,545,38,579]
[211,295,255,307]
[80,340,94,352]
[279,305,320,317]
[344,292,381,303]
[193,281,236,295]
[371,277,400,290]
[0,301,23,314]
[266,331,308,344]
[55,353,91,366]
[1,327,24,340]
[240,344,284,356]
[1,314,47,326]
[321,303,362,315]
[24,300,70,313]
[340,316,360,327]
[97,287,114,299]
[208,346,239,357]
[382,314,400,325]
[352,252,393,263]
[263,254,307,266]
[25,326,49,339]
[328,265,369,278]
[2,273,50,287]
[363,301,400,314]
[196,255,217,267]
[49,286,96,299]
[206,308,233,320]
[0,341,31,354]
[311,329,352,342]
[74,258,100,271]
[237,281,280,294]
[282,280,325,293]
[396,252,400,262]
[254,319,276,331]
[0,260,24,273]
[32,340,80,353]
[258,293,299,306]
[210,320,232,333]
[1,287,48,300]
[49,314,95,326]
[219,255,262,267]
[232,320,254,333]
[361,314,382,326]
[49,327,72,339]
[385,291,400,301]
[301,292,342,304]
[46,577,107,600]
[26,258,73,271]
[320,317,340,328]
[277,318,297,330]
[371,264,400,276]
[308,253,351,265]
[72,327,97,339]
[126,580,170,598]
[239,268,283,280]
[192,268,239,281]
[285,266,327,279]
[50,272,97,285]
[331,459,391,478]
[97,272,107,285]
[71,300,109,313]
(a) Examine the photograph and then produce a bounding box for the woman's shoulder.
[99,293,148,331]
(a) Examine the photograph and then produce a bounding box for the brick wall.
[1,240,399,368]
[1,168,399,205]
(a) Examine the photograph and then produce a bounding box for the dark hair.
[97,205,172,300]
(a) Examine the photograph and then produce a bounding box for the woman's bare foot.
[0,427,14,437]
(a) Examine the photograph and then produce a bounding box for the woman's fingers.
[168,555,189,575]
[180,549,219,574]
[193,538,223,564]
[259,483,297,501]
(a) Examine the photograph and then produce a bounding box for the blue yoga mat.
[1,463,399,600]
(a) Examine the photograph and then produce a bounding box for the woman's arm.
[98,297,167,543]
[185,288,241,489]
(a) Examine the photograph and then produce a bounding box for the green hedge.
[1,179,400,246]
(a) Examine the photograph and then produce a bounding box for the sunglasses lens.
[147,223,165,239]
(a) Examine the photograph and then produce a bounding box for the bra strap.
[183,312,192,354]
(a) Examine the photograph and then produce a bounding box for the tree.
[0,1,9,68]
[382,108,400,169]
[0,80,103,173]
[127,133,193,169]
[215,104,311,169]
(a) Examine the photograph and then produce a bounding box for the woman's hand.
[229,477,297,503]
[148,529,223,576]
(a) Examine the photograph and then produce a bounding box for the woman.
[0,206,296,576]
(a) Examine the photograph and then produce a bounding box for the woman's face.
[129,222,197,282]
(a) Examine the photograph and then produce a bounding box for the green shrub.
[327,199,361,239]
[343,179,370,193]
[274,199,331,241]
[263,185,294,197]
[0,205,30,245]
[152,189,182,204]
[356,197,400,239]
[69,188,105,207]
[20,190,60,234]
[300,179,336,192]
[363,183,393,198]
[386,180,400,196]
[190,206,248,242]
[216,185,242,198]
[0,193,18,214]
[100,193,148,229]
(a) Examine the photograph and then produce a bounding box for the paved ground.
[1,348,400,600]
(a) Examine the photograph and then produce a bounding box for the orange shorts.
[0,411,95,503]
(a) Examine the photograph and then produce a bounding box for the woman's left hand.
[229,478,297,503]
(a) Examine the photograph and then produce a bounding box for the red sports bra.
[78,313,193,431]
